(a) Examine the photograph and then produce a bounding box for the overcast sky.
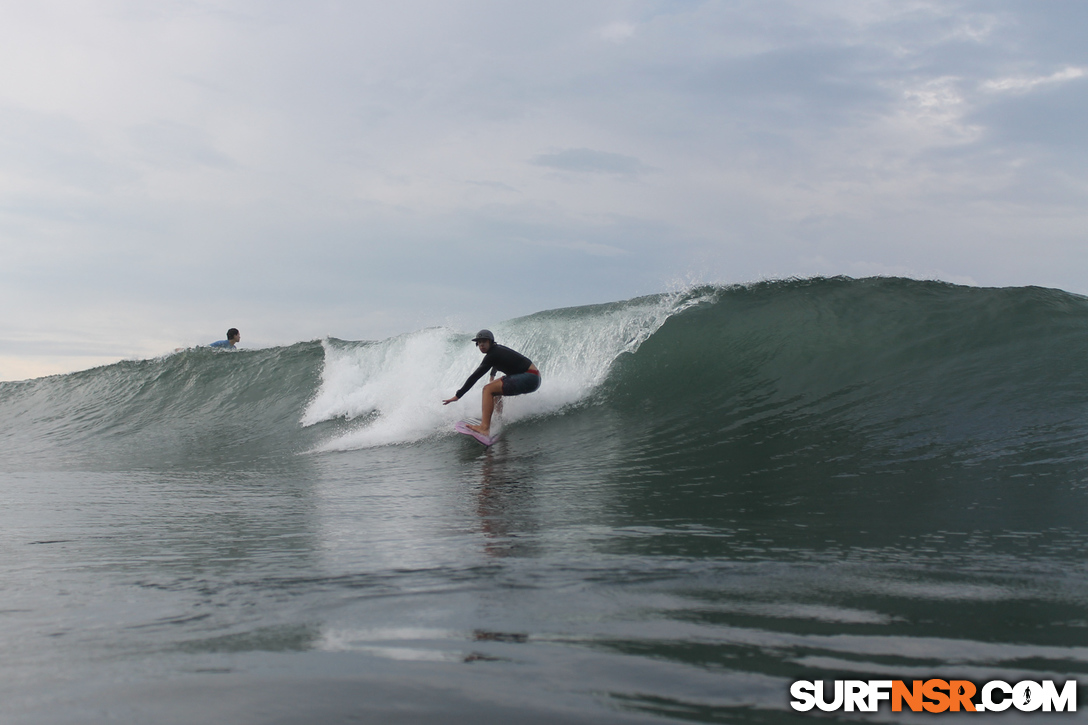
[2,0,1086,380]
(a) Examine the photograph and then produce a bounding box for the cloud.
[539,240,627,257]
[981,66,1087,94]
[600,21,636,42]
[129,121,235,169]
[531,148,652,177]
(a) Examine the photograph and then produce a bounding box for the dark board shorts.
[501,371,541,396]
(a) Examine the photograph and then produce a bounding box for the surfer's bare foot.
[467,423,490,436]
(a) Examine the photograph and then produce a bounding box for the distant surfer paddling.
[443,329,540,437]
[210,328,240,349]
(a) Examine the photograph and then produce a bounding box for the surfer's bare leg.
[469,379,504,435]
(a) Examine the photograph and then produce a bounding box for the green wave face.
[0,342,328,470]
[610,278,1088,439]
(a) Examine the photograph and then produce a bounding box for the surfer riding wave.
[442,329,540,436]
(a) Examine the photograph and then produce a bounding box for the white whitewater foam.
[304,290,710,451]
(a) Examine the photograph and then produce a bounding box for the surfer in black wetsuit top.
[442,329,541,436]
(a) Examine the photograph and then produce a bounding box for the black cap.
[471,329,495,343]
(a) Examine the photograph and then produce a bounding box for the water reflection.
[470,443,535,559]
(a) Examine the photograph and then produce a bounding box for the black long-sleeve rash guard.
[456,344,534,399]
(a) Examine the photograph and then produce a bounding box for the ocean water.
[2,277,1086,723]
